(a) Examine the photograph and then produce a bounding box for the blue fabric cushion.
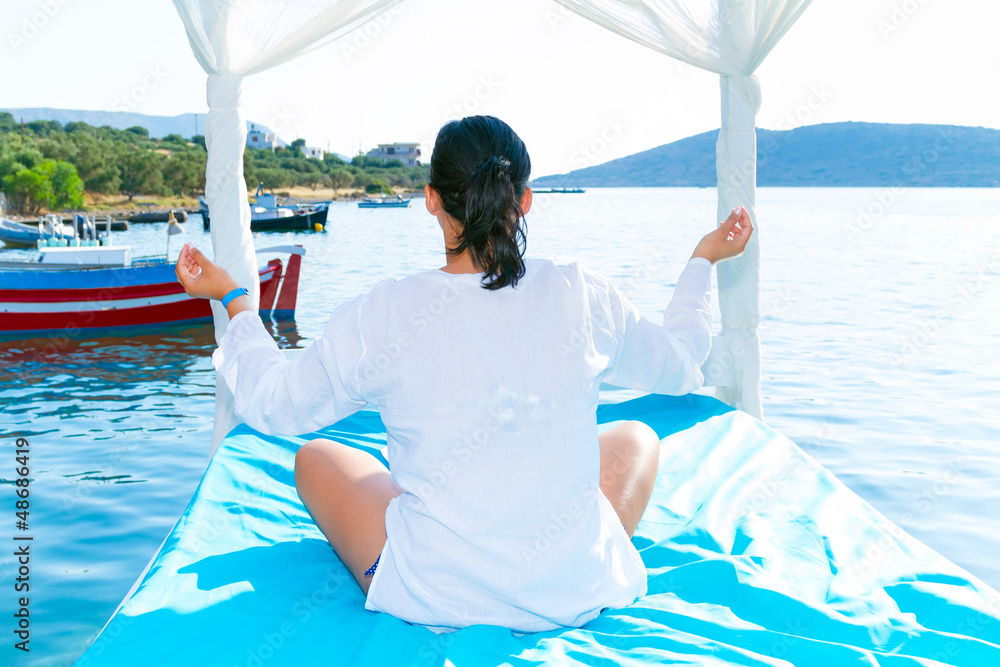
[77,394,1000,666]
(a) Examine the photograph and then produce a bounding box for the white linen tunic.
[213,257,713,632]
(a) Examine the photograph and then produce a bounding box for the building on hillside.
[247,124,277,150]
[366,143,421,167]
[300,145,325,160]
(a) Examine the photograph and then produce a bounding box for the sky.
[2,0,998,178]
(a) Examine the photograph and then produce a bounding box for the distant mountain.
[1,108,287,146]
[532,122,1000,187]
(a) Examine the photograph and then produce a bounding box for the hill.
[0,108,286,146]
[532,122,1000,187]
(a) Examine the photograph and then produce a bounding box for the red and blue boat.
[0,244,304,338]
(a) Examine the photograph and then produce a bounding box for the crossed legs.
[294,443,401,595]
[293,420,660,594]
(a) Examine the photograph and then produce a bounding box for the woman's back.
[359,258,642,631]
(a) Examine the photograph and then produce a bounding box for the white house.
[366,142,421,167]
[246,123,277,150]
[300,145,325,160]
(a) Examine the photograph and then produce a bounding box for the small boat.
[69,215,129,232]
[358,193,411,208]
[128,209,189,223]
[201,185,329,232]
[0,216,76,248]
[0,243,305,338]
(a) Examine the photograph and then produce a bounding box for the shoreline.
[3,186,423,222]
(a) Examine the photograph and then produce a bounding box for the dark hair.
[428,115,530,290]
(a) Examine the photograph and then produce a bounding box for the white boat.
[357,194,410,208]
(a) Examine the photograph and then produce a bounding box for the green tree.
[2,166,52,213]
[8,144,44,171]
[67,133,121,194]
[39,159,85,210]
[25,120,62,137]
[0,158,85,213]
[118,145,164,200]
[301,170,325,190]
[0,144,24,183]
[163,148,206,196]
[64,121,95,135]
[0,112,15,134]
[255,168,293,191]
[352,171,372,188]
[329,168,353,190]
[125,126,150,139]
[365,180,393,195]
[322,153,347,168]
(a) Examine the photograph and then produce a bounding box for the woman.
[176,115,752,633]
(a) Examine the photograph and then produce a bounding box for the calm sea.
[1,187,998,665]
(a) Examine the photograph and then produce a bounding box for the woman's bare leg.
[294,439,403,595]
[599,421,660,537]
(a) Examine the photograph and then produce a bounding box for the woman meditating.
[175,115,752,633]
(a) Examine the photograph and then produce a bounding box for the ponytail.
[428,116,530,290]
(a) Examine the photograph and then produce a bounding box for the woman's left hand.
[691,206,754,264]
[175,242,238,300]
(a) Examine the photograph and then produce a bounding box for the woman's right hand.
[691,206,754,264]
[175,242,239,300]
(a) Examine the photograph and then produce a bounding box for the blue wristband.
[220,287,249,308]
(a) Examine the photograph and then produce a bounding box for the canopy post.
[548,0,819,421]
[170,0,410,454]
[204,74,261,335]
[715,72,763,420]
[204,74,259,450]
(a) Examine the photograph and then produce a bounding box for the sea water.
[0,187,997,665]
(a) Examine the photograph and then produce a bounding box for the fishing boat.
[357,194,411,208]
[0,213,126,247]
[128,209,189,223]
[200,184,329,232]
[0,243,305,337]
[0,215,76,248]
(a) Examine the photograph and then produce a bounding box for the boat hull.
[358,200,410,208]
[0,218,74,247]
[0,298,215,334]
[201,205,328,232]
[0,251,302,338]
[128,210,188,223]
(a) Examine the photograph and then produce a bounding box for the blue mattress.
[77,394,1000,666]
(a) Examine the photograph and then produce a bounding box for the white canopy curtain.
[171,0,404,449]
[555,0,815,420]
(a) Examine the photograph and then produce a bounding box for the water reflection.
[262,314,306,349]
[0,323,219,396]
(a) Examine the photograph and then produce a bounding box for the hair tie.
[481,155,511,180]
